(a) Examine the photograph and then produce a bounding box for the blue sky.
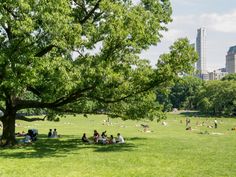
[141,0,236,71]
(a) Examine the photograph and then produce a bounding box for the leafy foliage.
[170,76,203,109]
[221,73,236,81]
[196,80,236,116]
[157,76,203,111]
[0,0,197,145]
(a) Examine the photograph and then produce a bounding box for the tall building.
[196,28,207,79]
[226,45,236,73]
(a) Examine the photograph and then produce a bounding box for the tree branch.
[27,86,42,98]
[79,0,102,24]
[3,5,18,17]
[52,107,128,120]
[16,115,46,122]
[35,44,55,57]
[93,11,104,23]
[73,0,88,15]
[52,107,99,114]
[15,100,53,110]
[90,83,156,104]
[52,85,95,107]
[16,86,96,110]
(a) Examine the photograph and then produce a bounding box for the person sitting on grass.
[23,134,32,143]
[82,133,90,143]
[97,134,107,144]
[100,131,108,144]
[109,135,116,144]
[28,129,37,141]
[19,132,32,144]
[93,130,100,143]
[116,133,125,144]
[52,128,58,138]
[48,129,52,138]
[101,131,107,138]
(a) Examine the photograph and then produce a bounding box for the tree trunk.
[0,111,17,146]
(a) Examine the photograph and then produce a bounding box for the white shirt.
[112,138,116,144]
[117,135,125,143]
[52,131,58,138]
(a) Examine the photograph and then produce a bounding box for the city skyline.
[140,0,236,72]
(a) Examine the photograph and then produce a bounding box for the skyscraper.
[226,45,236,73]
[196,28,207,79]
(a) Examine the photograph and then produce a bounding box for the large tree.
[0,0,197,146]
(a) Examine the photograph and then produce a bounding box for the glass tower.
[196,28,207,79]
[226,45,236,73]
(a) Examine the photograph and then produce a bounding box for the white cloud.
[161,29,186,43]
[200,10,236,33]
[171,0,202,6]
[171,9,236,33]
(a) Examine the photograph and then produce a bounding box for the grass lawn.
[0,113,236,177]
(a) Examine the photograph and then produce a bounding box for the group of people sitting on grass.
[82,130,125,144]
[48,128,59,138]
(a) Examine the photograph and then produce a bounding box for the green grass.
[1,113,236,177]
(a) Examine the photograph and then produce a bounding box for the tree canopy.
[170,76,203,110]
[0,0,197,146]
[157,76,203,111]
[196,80,236,116]
[221,73,236,81]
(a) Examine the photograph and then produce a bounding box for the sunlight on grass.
[0,114,236,177]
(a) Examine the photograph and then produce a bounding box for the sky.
[140,0,236,71]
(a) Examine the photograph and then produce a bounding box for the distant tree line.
[157,73,236,117]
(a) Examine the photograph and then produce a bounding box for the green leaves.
[197,80,236,116]
[221,73,236,81]
[0,0,199,122]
